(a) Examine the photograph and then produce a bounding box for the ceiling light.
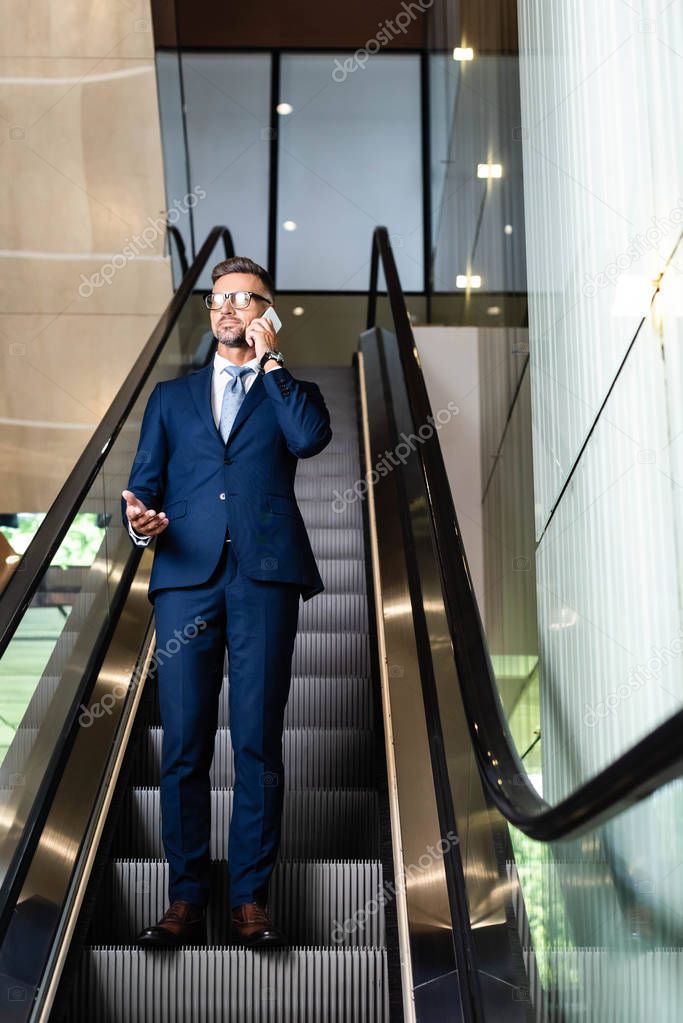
[453,47,474,61]
[282,220,297,231]
[487,306,501,316]
[504,224,513,235]
[292,306,305,316]
[477,163,503,179]
[276,102,293,115]
[456,274,481,289]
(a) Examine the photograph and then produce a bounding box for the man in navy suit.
[121,256,332,948]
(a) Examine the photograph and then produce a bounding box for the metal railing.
[367,225,683,842]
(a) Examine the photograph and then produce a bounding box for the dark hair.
[210,256,275,300]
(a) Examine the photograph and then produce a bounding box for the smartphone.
[263,306,282,333]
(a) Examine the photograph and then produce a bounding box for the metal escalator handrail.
[367,225,683,841]
[166,221,190,277]
[0,226,234,660]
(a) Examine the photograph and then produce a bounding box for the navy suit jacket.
[121,361,333,603]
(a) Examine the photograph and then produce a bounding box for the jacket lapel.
[186,361,267,448]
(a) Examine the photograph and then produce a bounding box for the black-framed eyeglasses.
[204,291,271,311]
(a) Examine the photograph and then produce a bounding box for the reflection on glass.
[156,50,193,289]
[0,513,106,768]
[510,773,683,1020]
[0,285,216,892]
[429,52,527,299]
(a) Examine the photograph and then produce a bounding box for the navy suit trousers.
[152,537,300,909]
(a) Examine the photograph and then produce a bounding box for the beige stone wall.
[0,1,174,511]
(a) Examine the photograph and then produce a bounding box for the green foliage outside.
[1,513,104,568]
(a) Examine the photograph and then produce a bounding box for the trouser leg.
[225,566,300,909]
[153,545,233,906]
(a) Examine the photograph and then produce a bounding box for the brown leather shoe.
[136,900,207,949]
[231,901,288,948]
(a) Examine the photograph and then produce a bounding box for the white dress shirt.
[128,351,283,546]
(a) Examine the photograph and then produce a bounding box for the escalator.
[64,365,396,1020]
[1,225,683,1022]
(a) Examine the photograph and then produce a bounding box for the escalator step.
[131,727,375,788]
[315,441,361,458]
[300,558,367,594]
[114,788,380,859]
[296,498,362,529]
[67,947,388,1023]
[142,675,374,729]
[294,476,363,501]
[291,632,371,677]
[88,858,385,948]
[218,632,371,678]
[295,453,360,477]
[295,363,356,376]
[298,383,357,399]
[296,376,357,397]
[305,528,365,559]
[297,594,368,633]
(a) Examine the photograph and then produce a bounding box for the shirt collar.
[213,350,262,376]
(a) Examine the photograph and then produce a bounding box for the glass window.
[182,52,272,289]
[277,53,423,291]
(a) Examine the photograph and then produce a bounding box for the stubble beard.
[215,322,248,349]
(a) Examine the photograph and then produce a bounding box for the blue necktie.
[219,366,251,443]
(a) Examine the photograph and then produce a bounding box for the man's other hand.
[122,490,169,537]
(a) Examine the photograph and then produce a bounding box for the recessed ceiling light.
[276,102,293,115]
[282,220,297,231]
[293,306,305,316]
[453,47,474,61]
[504,224,513,235]
[487,306,501,316]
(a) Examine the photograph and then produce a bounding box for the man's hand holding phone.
[246,305,282,362]
[122,489,169,537]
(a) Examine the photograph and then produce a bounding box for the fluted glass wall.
[512,0,683,1018]
[517,0,683,816]
[428,0,683,1016]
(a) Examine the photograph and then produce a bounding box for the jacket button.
[219,492,226,500]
